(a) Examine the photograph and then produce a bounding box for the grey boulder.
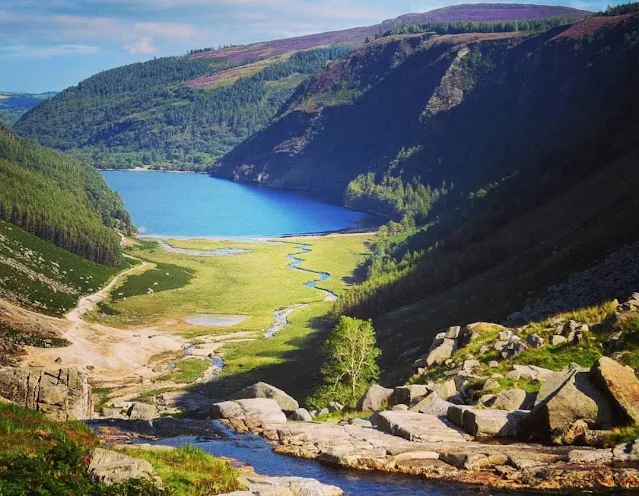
[234,382,299,413]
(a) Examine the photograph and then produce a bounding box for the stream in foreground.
[148,429,496,496]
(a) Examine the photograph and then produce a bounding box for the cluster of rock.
[211,379,639,491]
[0,366,92,420]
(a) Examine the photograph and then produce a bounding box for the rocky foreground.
[211,394,639,491]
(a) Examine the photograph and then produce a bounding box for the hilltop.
[0,91,55,125]
[13,4,588,171]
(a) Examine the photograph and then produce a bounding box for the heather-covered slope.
[14,4,587,171]
[214,14,638,208]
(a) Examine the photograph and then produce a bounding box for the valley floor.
[18,232,373,408]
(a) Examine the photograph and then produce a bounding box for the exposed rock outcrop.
[88,448,157,485]
[591,356,639,424]
[357,384,392,412]
[524,366,620,440]
[234,382,299,413]
[0,367,92,420]
[375,411,467,443]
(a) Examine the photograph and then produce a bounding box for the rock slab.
[89,448,156,485]
[234,382,299,413]
[376,411,466,443]
[591,357,639,425]
[0,367,92,420]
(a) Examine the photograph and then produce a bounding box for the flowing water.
[145,426,532,496]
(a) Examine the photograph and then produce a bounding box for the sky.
[0,0,621,93]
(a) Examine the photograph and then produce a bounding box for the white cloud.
[124,37,157,54]
[0,44,99,58]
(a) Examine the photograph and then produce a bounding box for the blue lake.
[101,171,379,237]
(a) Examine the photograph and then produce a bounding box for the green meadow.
[93,234,372,398]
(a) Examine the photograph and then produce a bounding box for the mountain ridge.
[14,3,590,171]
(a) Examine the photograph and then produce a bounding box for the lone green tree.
[310,316,381,408]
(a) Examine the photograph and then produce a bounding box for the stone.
[127,402,158,420]
[391,404,409,411]
[524,367,620,439]
[101,407,127,420]
[491,389,529,411]
[489,361,499,369]
[430,379,457,400]
[410,393,453,417]
[357,384,393,413]
[234,382,299,413]
[461,360,481,374]
[389,385,430,407]
[512,365,554,382]
[499,330,513,341]
[290,408,313,422]
[526,334,545,348]
[613,440,639,462]
[328,401,344,413]
[318,408,329,417]
[235,398,287,424]
[236,473,343,496]
[375,411,466,443]
[552,419,589,446]
[551,335,568,346]
[426,338,457,367]
[479,394,497,407]
[0,367,92,420]
[591,356,639,425]
[494,341,507,352]
[446,405,471,427]
[482,379,500,391]
[349,418,373,428]
[445,326,461,339]
[211,401,246,420]
[461,408,527,437]
[568,448,613,464]
[440,452,491,470]
[505,369,522,381]
[501,340,526,360]
[88,448,156,485]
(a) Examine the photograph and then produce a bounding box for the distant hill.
[0,91,55,125]
[0,123,133,265]
[14,4,589,171]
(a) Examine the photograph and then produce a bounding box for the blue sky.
[0,0,620,93]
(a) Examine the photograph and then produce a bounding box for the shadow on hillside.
[187,313,333,406]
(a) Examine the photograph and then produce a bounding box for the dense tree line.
[15,48,350,171]
[379,17,578,38]
[598,2,639,16]
[0,126,133,265]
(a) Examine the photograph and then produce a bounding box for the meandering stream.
[156,239,338,339]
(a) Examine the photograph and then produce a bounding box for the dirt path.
[22,261,186,385]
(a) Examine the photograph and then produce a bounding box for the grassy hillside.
[0,91,55,125]
[0,219,123,315]
[0,124,133,265]
[12,4,587,171]
[14,48,349,171]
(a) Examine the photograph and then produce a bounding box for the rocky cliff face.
[214,14,639,205]
[0,367,92,420]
